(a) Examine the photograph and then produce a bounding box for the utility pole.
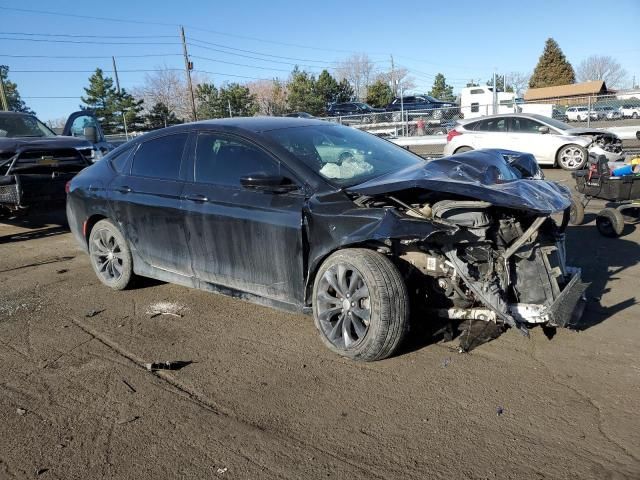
[0,75,8,111]
[492,71,497,115]
[112,56,121,94]
[390,54,396,96]
[112,56,128,140]
[180,25,197,121]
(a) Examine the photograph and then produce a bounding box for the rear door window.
[110,146,135,173]
[131,133,188,180]
[194,133,283,188]
[510,117,543,133]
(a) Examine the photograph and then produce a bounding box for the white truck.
[459,86,553,119]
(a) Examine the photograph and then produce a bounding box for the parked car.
[565,106,598,122]
[593,105,621,120]
[443,113,623,170]
[386,95,457,120]
[619,104,640,119]
[285,112,315,118]
[326,102,382,118]
[552,108,568,122]
[67,117,586,360]
[0,111,94,213]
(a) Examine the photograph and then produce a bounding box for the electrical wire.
[0,36,178,45]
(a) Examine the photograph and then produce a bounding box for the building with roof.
[524,80,610,105]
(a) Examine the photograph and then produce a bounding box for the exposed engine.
[390,198,587,335]
[582,132,624,159]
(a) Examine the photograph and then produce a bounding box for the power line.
[0,36,178,45]
[0,53,183,59]
[191,55,290,72]
[0,31,175,39]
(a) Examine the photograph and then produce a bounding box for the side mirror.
[83,126,99,144]
[538,125,550,134]
[240,174,298,193]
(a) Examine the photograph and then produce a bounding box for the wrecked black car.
[0,112,93,213]
[66,118,586,361]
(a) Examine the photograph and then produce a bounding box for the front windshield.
[541,117,571,131]
[265,124,423,187]
[0,115,57,138]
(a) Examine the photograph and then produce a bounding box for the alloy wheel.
[316,264,371,349]
[559,146,585,169]
[90,228,125,283]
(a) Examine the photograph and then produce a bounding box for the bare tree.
[132,67,194,120]
[334,53,375,100]
[247,79,288,116]
[577,55,628,89]
[375,67,415,96]
[507,71,531,97]
[45,117,68,132]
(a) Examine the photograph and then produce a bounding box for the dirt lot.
[1,168,639,479]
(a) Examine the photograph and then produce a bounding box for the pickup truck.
[0,110,110,213]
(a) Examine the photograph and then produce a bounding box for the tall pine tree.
[81,68,120,131]
[429,73,455,101]
[529,38,575,88]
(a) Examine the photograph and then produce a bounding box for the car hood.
[346,149,571,214]
[564,127,618,138]
[0,136,93,155]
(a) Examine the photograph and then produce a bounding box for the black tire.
[596,208,624,237]
[88,219,134,290]
[556,144,588,171]
[455,146,473,154]
[570,197,585,225]
[312,248,409,361]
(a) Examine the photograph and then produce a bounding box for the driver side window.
[194,133,282,187]
[511,117,543,133]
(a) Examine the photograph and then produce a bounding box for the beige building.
[524,80,610,105]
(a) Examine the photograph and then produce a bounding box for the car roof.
[191,116,329,132]
[458,113,556,125]
[0,111,36,118]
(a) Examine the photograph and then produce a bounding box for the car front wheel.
[557,144,588,170]
[89,219,134,290]
[312,248,409,361]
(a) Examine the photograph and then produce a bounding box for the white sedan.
[444,113,624,170]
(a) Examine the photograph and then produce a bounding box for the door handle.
[116,186,132,194]
[183,193,208,202]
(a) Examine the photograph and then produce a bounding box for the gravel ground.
[0,168,639,479]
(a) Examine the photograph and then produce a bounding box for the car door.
[109,132,194,276]
[467,117,509,149]
[507,117,556,163]
[181,131,306,305]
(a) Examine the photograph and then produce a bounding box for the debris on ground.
[216,467,228,475]
[85,309,104,318]
[35,468,48,476]
[16,408,27,416]
[116,415,140,425]
[496,406,505,416]
[441,357,451,368]
[122,379,136,393]
[458,320,506,353]
[145,361,192,372]
[145,301,187,318]
[56,269,68,274]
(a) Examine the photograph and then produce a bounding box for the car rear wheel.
[89,219,134,290]
[312,248,409,361]
[557,144,588,170]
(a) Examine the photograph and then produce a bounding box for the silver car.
[444,113,624,170]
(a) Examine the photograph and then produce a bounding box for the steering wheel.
[337,150,355,165]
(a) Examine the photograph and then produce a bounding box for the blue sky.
[1,0,638,121]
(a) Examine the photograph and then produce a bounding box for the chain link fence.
[322,93,640,138]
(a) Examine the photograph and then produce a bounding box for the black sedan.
[67,117,586,360]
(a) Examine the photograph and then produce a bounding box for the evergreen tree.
[195,83,221,119]
[116,88,145,129]
[219,83,258,117]
[315,70,340,106]
[529,38,575,88]
[0,65,33,113]
[196,82,257,119]
[145,102,181,129]
[287,67,324,115]
[335,79,354,103]
[366,80,393,108]
[428,73,455,101]
[81,68,120,132]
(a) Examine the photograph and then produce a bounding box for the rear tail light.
[65,181,72,194]
[447,129,462,143]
